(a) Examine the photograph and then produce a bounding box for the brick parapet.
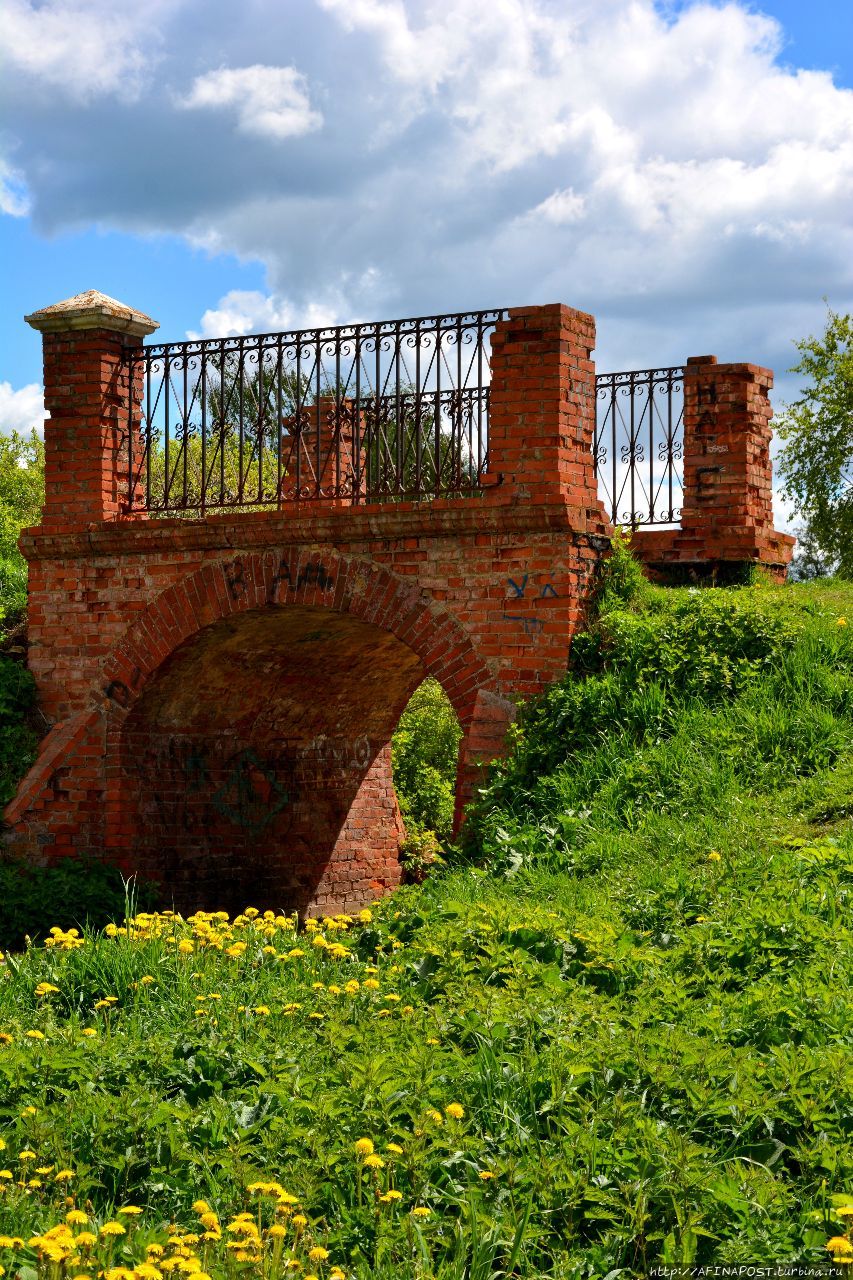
[487,305,609,528]
[37,327,147,528]
[631,353,793,580]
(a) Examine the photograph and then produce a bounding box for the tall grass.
[0,576,851,1276]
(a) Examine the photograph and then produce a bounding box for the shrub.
[0,653,37,806]
[392,677,461,840]
[0,857,156,952]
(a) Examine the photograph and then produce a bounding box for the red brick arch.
[99,548,491,728]
[92,549,497,915]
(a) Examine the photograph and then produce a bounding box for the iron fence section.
[594,366,685,526]
[124,311,508,513]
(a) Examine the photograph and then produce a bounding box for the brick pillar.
[486,304,607,527]
[25,290,158,529]
[680,356,794,573]
[280,396,365,501]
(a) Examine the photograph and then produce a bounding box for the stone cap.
[25,290,159,337]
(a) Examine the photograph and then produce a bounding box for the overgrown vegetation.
[777,304,853,577]
[1,564,852,1276]
[0,430,43,629]
[392,678,462,878]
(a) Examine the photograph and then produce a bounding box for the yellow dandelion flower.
[253,1005,271,1016]
[117,1204,142,1215]
[837,617,847,627]
[426,1109,443,1125]
[99,1221,126,1236]
[835,1206,853,1219]
[363,978,380,990]
[706,852,722,862]
[81,1028,97,1037]
[354,1138,374,1157]
[308,1246,330,1261]
[18,1150,36,1160]
[478,1170,496,1180]
[386,1142,403,1155]
[292,1214,308,1229]
[827,1237,853,1257]
[411,1206,431,1217]
[0,1034,13,1045]
[34,982,60,997]
[24,1030,45,1040]
[65,1210,88,1226]
[426,1037,439,1045]
[267,1224,287,1239]
[379,1190,403,1203]
[445,1103,465,1120]
[55,1169,75,1180]
[363,1154,384,1170]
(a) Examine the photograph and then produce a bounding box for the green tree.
[391,678,462,840]
[777,306,853,577]
[0,429,44,626]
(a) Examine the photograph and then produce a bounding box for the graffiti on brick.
[225,560,247,600]
[502,614,545,638]
[506,573,558,600]
[308,733,372,775]
[140,738,294,834]
[503,572,557,639]
[104,666,142,707]
[211,748,291,833]
[268,558,335,603]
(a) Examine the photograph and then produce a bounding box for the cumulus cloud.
[2,0,853,381]
[180,65,322,141]
[0,0,170,101]
[187,289,342,339]
[0,382,45,436]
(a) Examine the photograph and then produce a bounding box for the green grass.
[0,575,852,1277]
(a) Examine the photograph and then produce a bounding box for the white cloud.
[529,188,586,225]
[187,289,341,339]
[181,66,322,141]
[0,0,170,100]
[0,159,29,217]
[3,0,853,398]
[0,382,44,436]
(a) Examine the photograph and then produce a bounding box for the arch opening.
[114,605,429,916]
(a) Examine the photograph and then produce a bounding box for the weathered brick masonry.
[3,292,792,915]
[630,356,795,581]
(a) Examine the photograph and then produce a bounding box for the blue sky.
[2,0,852,535]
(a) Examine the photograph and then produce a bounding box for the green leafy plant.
[392,678,462,841]
[777,305,853,577]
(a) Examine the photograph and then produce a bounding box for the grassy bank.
[0,573,852,1277]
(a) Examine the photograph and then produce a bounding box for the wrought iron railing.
[124,310,507,513]
[594,366,685,526]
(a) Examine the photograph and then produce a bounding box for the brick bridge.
[3,292,793,915]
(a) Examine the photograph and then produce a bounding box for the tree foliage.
[391,678,462,840]
[777,306,853,577]
[0,430,44,626]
